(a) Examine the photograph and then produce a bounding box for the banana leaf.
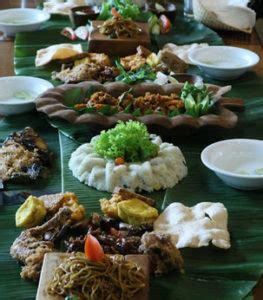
[0,113,61,300]
[0,5,262,300]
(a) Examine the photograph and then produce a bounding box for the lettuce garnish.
[93,121,159,162]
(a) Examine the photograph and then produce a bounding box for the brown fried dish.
[73,90,184,115]
[51,46,188,84]
[10,207,72,281]
[139,232,184,275]
[52,53,119,83]
[99,16,142,38]
[0,127,52,182]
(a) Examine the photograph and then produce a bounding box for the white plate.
[0,8,50,36]
[0,76,53,116]
[201,139,263,190]
[189,46,260,80]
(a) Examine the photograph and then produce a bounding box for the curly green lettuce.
[93,121,159,162]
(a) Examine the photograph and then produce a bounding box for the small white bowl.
[201,139,263,190]
[189,46,260,80]
[0,76,53,116]
[0,8,50,36]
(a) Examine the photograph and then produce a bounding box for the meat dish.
[0,127,52,182]
[10,207,72,281]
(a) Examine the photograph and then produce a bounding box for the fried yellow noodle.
[47,253,146,300]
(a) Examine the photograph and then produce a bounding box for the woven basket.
[193,0,246,32]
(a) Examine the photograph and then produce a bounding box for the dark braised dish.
[0,127,53,182]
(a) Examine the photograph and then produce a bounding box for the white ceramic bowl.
[0,76,53,116]
[189,46,260,80]
[0,8,50,36]
[201,139,263,190]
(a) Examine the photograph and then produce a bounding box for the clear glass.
[184,0,194,18]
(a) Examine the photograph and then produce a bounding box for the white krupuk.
[154,202,231,249]
[35,43,83,67]
[163,43,209,64]
[69,135,187,193]
[43,0,87,15]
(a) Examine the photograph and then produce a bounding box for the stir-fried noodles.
[47,253,146,300]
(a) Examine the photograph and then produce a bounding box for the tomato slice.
[159,14,172,34]
[111,7,121,18]
[84,234,105,261]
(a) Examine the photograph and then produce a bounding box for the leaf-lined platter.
[35,81,239,136]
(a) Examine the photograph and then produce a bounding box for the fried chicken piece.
[88,91,118,107]
[39,192,85,221]
[10,207,72,281]
[120,54,146,71]
[79,53,112,66]
[139,232,184,275]
[100,194,124,218]
[136,45,152,58]
[98,66,120,82]
[52,63,100,83]
[133,92,184,114]
[0,127,52,182]
[159,49,188,73]
[52,63,119,83]
[59,52,112,67]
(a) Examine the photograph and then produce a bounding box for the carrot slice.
[84,234,105,261]
[115,157,125,165]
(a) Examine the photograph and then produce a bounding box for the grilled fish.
[0,127,52,182]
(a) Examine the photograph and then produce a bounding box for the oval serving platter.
[35,81,243,134]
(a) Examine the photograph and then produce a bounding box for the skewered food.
[0,127,52,182]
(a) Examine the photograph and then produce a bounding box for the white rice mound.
[68,135,188,193]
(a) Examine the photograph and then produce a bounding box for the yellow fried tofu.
[16,195,47,228]
[117,198,159,225]
[120,54,146,71]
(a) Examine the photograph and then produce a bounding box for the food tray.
[35,81,241,134]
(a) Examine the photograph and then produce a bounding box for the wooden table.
[0,1,262,299]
